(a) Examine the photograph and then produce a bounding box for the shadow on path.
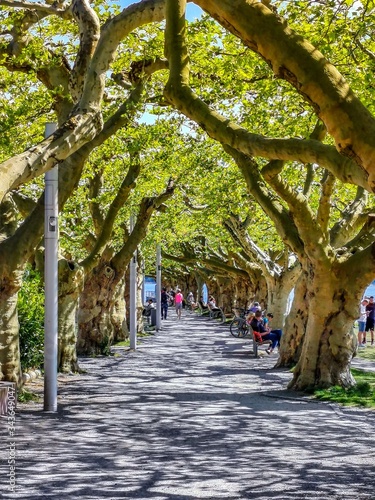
[1,310,375,499]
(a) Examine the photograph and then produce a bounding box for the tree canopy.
[1,0,375,389]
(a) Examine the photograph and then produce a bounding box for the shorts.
[358,321,366,333]
[175,303,182,310]
[365,317,374,332]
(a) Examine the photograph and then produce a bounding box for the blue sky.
[119,1,203,125]
[120,1,203,20]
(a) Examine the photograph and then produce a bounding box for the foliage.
[18,267,44,371]
[314,368,375,408]
[17,388,39,403]
[98,335,111,356]
[277,0,375,114]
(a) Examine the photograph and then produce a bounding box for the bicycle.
[229,308,251,337]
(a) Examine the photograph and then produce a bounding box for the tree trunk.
[232,278,255,310]
[58,259,84,372]
[0,272,23,384]
[252,275,268,310]
[266,276,294,330]
[217,276,235,313]
[264,262,301,330]
[77,261,125,355]
[276,271,308,367]
[288,264,360,390]
[112,276,127,343]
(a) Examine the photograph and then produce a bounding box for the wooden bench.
[207,303,226,324]
[196,302,210,317]
[249,326,273,358]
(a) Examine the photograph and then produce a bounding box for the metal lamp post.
[156,244,161,331]
[129,215,137,350]
[43,122,58,412]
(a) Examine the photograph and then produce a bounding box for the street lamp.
[156,244,161,331]
[43,122,58,412]
[129,215,137,350]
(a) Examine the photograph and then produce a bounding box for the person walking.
[174,288,184,320]
[161,287,169,320]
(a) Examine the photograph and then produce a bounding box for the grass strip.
[356,347,375,361]
[314,368,375,408]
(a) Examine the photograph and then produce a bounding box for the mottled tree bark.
[0,272,23,384]
[276,271,308,368]
[57,259,84,372]
[288,261,365,390]
[77,260,125,355]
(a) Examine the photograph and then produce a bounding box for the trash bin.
[150,308,157,326]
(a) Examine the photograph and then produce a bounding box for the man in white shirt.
[358,298,369,347]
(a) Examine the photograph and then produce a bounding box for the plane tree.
[0,42,171,380]
[265,161,374,389]
[2,0,375,390]
[162,0,375,389]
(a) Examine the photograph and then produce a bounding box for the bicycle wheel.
[230,317,248,337]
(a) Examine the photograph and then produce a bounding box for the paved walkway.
[2,310,375,500]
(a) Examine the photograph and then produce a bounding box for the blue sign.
[143,276,156,303]
[202,283,208,304]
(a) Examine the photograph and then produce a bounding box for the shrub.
[18,267,44,371]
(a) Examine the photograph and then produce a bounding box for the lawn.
[356,346,375,361]
[314,347,375,408]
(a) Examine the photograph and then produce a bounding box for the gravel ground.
[1,310,375,500]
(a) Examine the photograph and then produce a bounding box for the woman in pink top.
[174,289,184,320]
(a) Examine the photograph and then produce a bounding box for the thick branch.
[0,110,102,204]
[303,121,327,197]
[70,0,100,102]
[112,179,175,270]
[162,250,249,278]
[341,215,375,254]
[316,170,335,240]
[262,160,330,264]
[330,187,368,248]
[88,170,105,235]
[341,236,375,282]
[224,214,282,278]
[80,0,166,110]
[0,0,70,17]
[164,1,368,190]
[195,0,375,190]
[81,156,142,273]
[223,145,304,255]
